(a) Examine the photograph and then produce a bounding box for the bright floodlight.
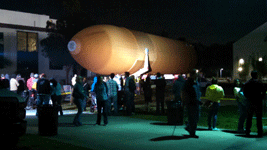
[238,67,243,72]
[239,58,244,65]
[259,57,263,62]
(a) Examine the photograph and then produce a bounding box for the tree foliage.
[0,56,12,69]
[249,53,267,79]
[40,0,96,83]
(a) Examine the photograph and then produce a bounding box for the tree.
[40,0,95,84]
[249,53,267,79]
[0,56,12,69]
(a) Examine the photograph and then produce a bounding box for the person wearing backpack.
[93,76,109,126]
[205,78,225,131]
[124,72,136,116]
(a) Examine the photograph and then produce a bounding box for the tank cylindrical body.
[68,25,197,75]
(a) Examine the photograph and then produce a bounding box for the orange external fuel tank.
[68,25,197,75]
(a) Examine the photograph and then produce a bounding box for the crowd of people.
[1,69,266,137]
[0,73,64,117]
[176,70,266,138]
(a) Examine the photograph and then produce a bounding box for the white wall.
[0,9,50,28]
[233,22,267,80]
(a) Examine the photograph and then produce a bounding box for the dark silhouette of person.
[124,72,136,116]
[143,74,152,112]
[94,76,109,126]
[243,71,266,137]
[182,69,201,138]
[155,72,166,115]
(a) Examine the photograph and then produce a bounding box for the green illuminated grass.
[126,105,267,134]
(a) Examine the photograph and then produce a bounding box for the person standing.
[72,76,88,126]
[243,71,266,137]
[182,69,202,138]
[50,78,63,116]
[143,74,152,112]
[90,76,98,112]
[17,74,25,96]
[155,72,166,115]
[124,72,136,116]
[93,76,109,126]
[10,74,19,93]
[233,79,247,133]
[36,73,51,117]
[83,77,90,111]
[173,75,186,102]
[106,73,119,116]
[27,73,34,91]
[205,78,224,131]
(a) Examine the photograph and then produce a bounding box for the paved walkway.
[25,111,267,150]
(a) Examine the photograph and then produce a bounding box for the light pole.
[220,68,223,78]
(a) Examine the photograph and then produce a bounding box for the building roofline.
[0,22,47,32]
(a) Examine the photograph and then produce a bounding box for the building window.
[17,31,38,52]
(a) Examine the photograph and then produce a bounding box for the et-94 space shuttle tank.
[68,25,197,75]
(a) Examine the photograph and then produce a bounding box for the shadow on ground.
[150,122,184,126]
[150,135,192,141]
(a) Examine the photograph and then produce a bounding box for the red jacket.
[27,77,34,90]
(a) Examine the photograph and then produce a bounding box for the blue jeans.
[237,101,247,130]
[208,102,220,129]
[187,105,200,135]
[73,98,84,125]
[36,94,50,116]
[108,95,118,115]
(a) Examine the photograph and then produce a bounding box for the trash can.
[38,104,58,136]
[166,100,183,125]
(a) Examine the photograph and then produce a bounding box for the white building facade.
[233,22,267,80]
[0,9,94,83]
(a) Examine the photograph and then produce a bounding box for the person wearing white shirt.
[10,74,19,93]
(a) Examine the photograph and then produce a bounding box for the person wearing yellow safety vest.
[205,78,225,131]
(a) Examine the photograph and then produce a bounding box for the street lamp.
[238,67,243,72]
[220,68,223,78]
[259,57,263,62]
[239,58,244,65]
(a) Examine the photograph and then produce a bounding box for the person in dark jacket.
[182,69,201,138]
[155,72,166,115]
[36,73,51,117]
[83,77,90,111]
[73,76,88,126]
[173,75,185,102]
[93,76,109,126]
[50,78,63,116]
[143,75,152,112]
[243,71,266,137]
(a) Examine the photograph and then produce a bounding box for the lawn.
[126,105,267,134]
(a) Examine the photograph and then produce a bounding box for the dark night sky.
[0,0,267,46]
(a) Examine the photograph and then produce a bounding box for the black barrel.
[38,104,58,136]
[166,101,183,125]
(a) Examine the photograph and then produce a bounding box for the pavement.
[24,109,267,150]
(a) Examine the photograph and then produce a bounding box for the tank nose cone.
[68,40,76,52]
